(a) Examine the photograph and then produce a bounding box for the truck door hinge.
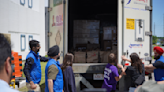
[121,0,124,4]
[145,31,152,36]
[47,32,52,37]
[145,6,152,11]
[48,7,52,12]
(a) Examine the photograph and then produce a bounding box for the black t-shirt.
[125,64,145,87]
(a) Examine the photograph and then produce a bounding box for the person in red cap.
[145,46,164,81]
[134,46,164,92]
[122,46,164,92]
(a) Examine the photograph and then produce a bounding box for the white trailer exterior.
[48,0,152,91]
[119,0,151,65]
[0,0,45,60]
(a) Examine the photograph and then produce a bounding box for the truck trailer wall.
[118,0,151,65]
[118,0,151,91]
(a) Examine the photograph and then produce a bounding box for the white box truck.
[48,0,152,91]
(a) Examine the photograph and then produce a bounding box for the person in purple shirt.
[102,53,124,92]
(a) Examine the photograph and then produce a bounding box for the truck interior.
[68,0,118,63]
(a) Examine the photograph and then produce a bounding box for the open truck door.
[49,0,68,63]
[118,0,152,91]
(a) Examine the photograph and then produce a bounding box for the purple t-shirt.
[102,63,119,92]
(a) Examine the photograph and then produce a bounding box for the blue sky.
[153,0,164,37]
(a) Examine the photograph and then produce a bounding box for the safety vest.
[26,50,41,84]
[45,58,63,92]
[154,56,164,81]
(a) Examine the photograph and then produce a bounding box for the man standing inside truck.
[23,40,49,92]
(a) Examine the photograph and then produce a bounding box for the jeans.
[129,87,136,92]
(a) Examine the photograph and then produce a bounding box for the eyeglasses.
[11,65,15,70]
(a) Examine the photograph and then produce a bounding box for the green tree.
[153,35,158,44]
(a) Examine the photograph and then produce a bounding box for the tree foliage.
[153,35,158,44]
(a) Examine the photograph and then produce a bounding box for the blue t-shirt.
[154,56,164,81]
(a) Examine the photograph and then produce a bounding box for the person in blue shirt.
[145,46,164,81]
[23,40,49,92]
[45,45,63,92]
[0,34,19,92]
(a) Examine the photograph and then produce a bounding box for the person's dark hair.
[130,53,143,73]
[29,40,39,50]
[61,53,74,71]
[61,53,74,88]
[108,53,116,63]
[0,34,11,71]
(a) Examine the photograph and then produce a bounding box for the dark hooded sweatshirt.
[62,66,76,92]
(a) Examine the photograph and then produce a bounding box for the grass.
[18,62,47,92]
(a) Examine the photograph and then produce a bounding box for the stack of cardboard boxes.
[103,26,117,50]
[74,51,112,63]
[73,20,117,63]
[73,20,100,48]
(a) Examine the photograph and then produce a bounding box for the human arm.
[47,65,59,92]
[153,61,164,69]
[121,55,131,63]
[40,55,49,62]
[117,64,125,73]
[115,72,124,81]
[112,67,124,81]
[23,57,37,89]
[48,79,54,92]
[145,64,156,73]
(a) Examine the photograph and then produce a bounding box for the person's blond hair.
[108,53,116,63]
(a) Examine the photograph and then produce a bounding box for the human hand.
[30,81,37,89]
[121,55,127,61]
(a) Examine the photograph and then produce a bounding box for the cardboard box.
[73,34,90,38]
[90,33,99,38]
[74,52,86,63]
[112,27,117,41]
[103,27,112,40]
[90,29,99,34]
[103,26,117,41]
[87,51,98,63]
[87,44,100,50]
[104,40,112,50]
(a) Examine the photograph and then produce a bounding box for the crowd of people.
[23,40,76,92]
[0,34,76,92]
[102,46,164,92]
[0,33,164,92]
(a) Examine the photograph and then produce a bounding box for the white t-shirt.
[0,79,19,92]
